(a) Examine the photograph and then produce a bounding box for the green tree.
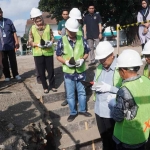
[38,0,149,45]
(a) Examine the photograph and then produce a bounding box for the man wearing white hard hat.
[110,49,150,150]
[69,8,83,36]
[92,41,122,150]
[142,40,150,78]
[60,8,84,107]
[56,18,92,122]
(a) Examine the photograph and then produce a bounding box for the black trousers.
[2,50,19,78]
[34,57,40,80]
[95,114,116,150]
[34,55,55,90]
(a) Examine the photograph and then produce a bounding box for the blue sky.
[0,0,40,36]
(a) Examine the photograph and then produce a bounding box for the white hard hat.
[30,8,42,19]
[117,49,143,67]
[95,41,114,60]
[142,40,150,55]
[65,18,79,32]
[69,8,82,19]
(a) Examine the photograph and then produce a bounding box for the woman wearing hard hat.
[29,8,56,93]
[110,49,150,150]
[142,40,150,78]
[137,0,150,50]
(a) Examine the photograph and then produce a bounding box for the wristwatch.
[99,32,102,34]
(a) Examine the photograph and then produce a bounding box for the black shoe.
[61,100,68,106]
[51,88,57,92]
[67,114,78,122]
[44,89,49,94]
[37,77,42,84]
[88,62,96,66]
[78,112,92,117]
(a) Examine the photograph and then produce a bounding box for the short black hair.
[62,9,69,14]
[88,1,95,8]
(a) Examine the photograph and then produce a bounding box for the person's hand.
[76,59,84,67]
[65,60,75,68]
[96,81,111,92]
[37,44,46,48]
[99,33,102,40]
[45,41,53,48]
[84,35,87,39]
[144,23,149,28]
[143,27,148,34]
[15,43,19,49]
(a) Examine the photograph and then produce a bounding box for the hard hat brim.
[95,48,114,60]
[65,25,79,32]
[69,15,82,19]
[141,51,150,55]
[116,62,143,68]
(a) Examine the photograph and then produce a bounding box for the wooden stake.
[84,122,95,150]
[85,121,88,130]
[92,140,95,150]
[117,24,120,56]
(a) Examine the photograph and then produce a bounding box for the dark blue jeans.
[64,77,86,115]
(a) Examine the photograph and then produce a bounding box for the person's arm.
[57,21,62,35]
[99,23,102,39]
[83,38,90,59]
[83,25,87,39]
[111,87,138,122]
[98,14,102,39]
[56,38,65,64]
[83,17,87,39]
[13,32,19,49]
[50,28,54,42]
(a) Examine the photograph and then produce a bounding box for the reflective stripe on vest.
[93,64,122,101]
[114,76,150,145]
[32,24,54,56]
[62,35,86,74]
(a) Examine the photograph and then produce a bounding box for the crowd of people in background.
[0,0,150,150]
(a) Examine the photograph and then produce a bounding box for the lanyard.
[0,19,4,30]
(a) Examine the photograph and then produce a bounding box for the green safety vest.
[114,76,150,145]
[93,64,122,101]
[32,24,54,56]
[77,26,83,36]
[144,64,149,78]
[62,35,86,74]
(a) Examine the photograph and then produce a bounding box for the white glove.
[76,59,84,67]
[65,60,75,68]
[96,81,111,92]
[45,41,53,48]
[37,44,45,48]
[91,82,103,91]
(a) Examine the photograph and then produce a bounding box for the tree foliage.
[38,0,150,45]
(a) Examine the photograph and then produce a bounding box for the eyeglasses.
[89,8,94,9]
[63,14,68,15]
